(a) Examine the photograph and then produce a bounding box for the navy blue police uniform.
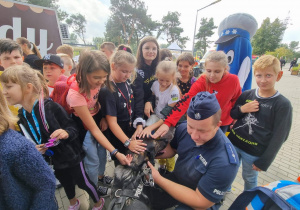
[147,92,239,210]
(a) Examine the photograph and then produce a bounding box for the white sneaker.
[68,199,80,210]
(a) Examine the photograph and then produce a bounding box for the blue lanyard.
[22,100,42,145]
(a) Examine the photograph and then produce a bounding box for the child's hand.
[240,100,259,113]
[144,102,153,118]
[36,144,48,154]
[115,153,133,166]
[99,118,108,131]
[140,126,153,138]
[147,161,161,181]
[50,129,69,140]
[128,140,147,154]
[252,164,262,172]
[152,124,170,139]
[131,125,143,140]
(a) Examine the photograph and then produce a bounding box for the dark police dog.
[107,138,168,210]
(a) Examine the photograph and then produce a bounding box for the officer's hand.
[147,161,161,181]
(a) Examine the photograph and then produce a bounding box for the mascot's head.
[216,13,258,91]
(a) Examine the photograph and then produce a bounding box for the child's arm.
[140,101,178,138]
[253,102,292,171]
[74,106,131,165]
[230,91,258,119]
[106,115,146,154]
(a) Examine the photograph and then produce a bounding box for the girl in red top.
[153,51,242,138]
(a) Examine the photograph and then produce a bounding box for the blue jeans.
[234,146,260,191]
[82,131,107,185]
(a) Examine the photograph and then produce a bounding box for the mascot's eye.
[226,50,234,65]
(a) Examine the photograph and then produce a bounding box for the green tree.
[160,11,189,48]
[105,0,158,48]
[66,14,87,44]
[69,33,78,44]
[252,18,286,55]
[195,17,217,54]
[16,0,68,21]
[289,41,299,52]
[265,47,293,59]
[92,37,105,49]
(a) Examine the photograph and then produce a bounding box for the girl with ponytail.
[0,64,106,210]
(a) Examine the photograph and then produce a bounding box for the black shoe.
[97,186,111,197]
[98,175,113,185]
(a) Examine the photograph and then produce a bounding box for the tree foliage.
[66,14,87,45]
[159,11,189,48]
[265,47,293,59]
[92,37,105,49]
[251,18,286,55]
[195,17,217,54]
[105,0,158,48]
[69,33,78,44]
[289,41,299,52]
[16,0,68,21]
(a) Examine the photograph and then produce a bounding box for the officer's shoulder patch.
[225,143,238,164]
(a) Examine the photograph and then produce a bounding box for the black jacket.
[18,99,85,170]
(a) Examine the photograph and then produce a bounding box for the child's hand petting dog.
[116,153,133,166]
[50,129,69,140]
[147,161,161,181]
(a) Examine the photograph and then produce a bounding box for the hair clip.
[123,47,127,51]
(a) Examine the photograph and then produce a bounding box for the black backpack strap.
[107,197,127,210]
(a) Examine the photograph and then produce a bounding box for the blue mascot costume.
[216,13,258,91]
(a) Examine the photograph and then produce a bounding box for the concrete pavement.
[55,64,300,209]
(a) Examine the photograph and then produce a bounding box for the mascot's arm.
[148,162,214,210]
[237,56,251,89]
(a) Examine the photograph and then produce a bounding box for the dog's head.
[128,137,168,171]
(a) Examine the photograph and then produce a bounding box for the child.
[133,36,160,125]
[0,64,106,210]
[0,88,57,210]
[153,51,242,138]
[0,38,23,70]
[57,53,73,76]
[65,50,131,189]
[56,44,76,74]
[35,54,67,95]
[140,61,180,173]
[16,37,42,72]
[228,55,292,190]
[176,52,197,96]
[159,48,172,61]
[100,42,116,59]
[99,48,147,165]
[0,38,23,118]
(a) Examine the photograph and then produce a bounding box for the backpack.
[50,74,77,114]
[229,180,300,210]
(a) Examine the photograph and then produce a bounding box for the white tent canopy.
[167,42,182,51]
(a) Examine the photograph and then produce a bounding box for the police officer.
[147,92,239,210]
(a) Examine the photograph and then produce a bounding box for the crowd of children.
[0,36,293,210]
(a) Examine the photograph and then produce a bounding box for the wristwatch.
[124,139,131,148]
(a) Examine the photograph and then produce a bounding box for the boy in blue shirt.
[228,55,292,190]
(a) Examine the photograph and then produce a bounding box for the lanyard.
[112,80,132,124]
[22,100,42,145]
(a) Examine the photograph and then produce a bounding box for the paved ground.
[55,64,300,209]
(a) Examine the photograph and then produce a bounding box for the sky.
[58,0,300,50]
